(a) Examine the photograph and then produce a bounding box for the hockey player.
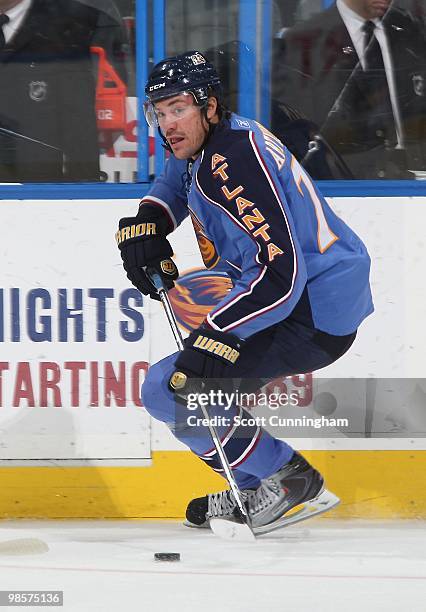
[116,51,374,531]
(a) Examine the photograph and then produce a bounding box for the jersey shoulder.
[206,116,252,156]
[196,119,259,195]
[194,116,290,230]
[200,115,286,177]
[196,116,290,207]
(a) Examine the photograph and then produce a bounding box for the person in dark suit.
[0,0,128,182]
[272,0,426,178]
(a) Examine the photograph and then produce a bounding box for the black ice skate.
[185,452,340,537]
[185,489,254,529]
[246,451,340,534]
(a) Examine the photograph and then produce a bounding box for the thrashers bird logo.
[168,268,232,333]
[189,210,220,269]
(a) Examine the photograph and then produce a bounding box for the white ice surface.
[0,519,425,612]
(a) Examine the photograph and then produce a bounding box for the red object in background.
[91,46,127,131]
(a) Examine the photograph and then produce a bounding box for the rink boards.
[0,196,425,518]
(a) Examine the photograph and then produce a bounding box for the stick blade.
[210,518,256,542]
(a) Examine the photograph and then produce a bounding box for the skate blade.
[183,519,210,529]
[253,489,340,536]
[210,518,256,542]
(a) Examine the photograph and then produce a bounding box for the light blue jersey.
[141,113,373,339]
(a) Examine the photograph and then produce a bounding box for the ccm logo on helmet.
[149,82,166,91]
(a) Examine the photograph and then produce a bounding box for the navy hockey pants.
[142,317,356,489]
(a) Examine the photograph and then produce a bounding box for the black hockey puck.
[154,552,181,562]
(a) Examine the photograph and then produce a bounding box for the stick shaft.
[147,268,252,524]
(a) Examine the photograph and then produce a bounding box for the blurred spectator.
[272,0,426,178]
[0,0,128,182]
[204,39,354,179]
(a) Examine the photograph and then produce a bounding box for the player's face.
[345,0,391,19]
[154,94,217,160]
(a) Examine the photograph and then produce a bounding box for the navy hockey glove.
[169,327,242,394]
[116,204,178,300]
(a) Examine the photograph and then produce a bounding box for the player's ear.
[206,96,218,120]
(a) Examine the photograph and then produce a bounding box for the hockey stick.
[146,267,256,541]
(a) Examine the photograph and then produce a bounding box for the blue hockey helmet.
[144,51,222,126]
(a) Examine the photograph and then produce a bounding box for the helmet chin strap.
[158,128,173,153]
